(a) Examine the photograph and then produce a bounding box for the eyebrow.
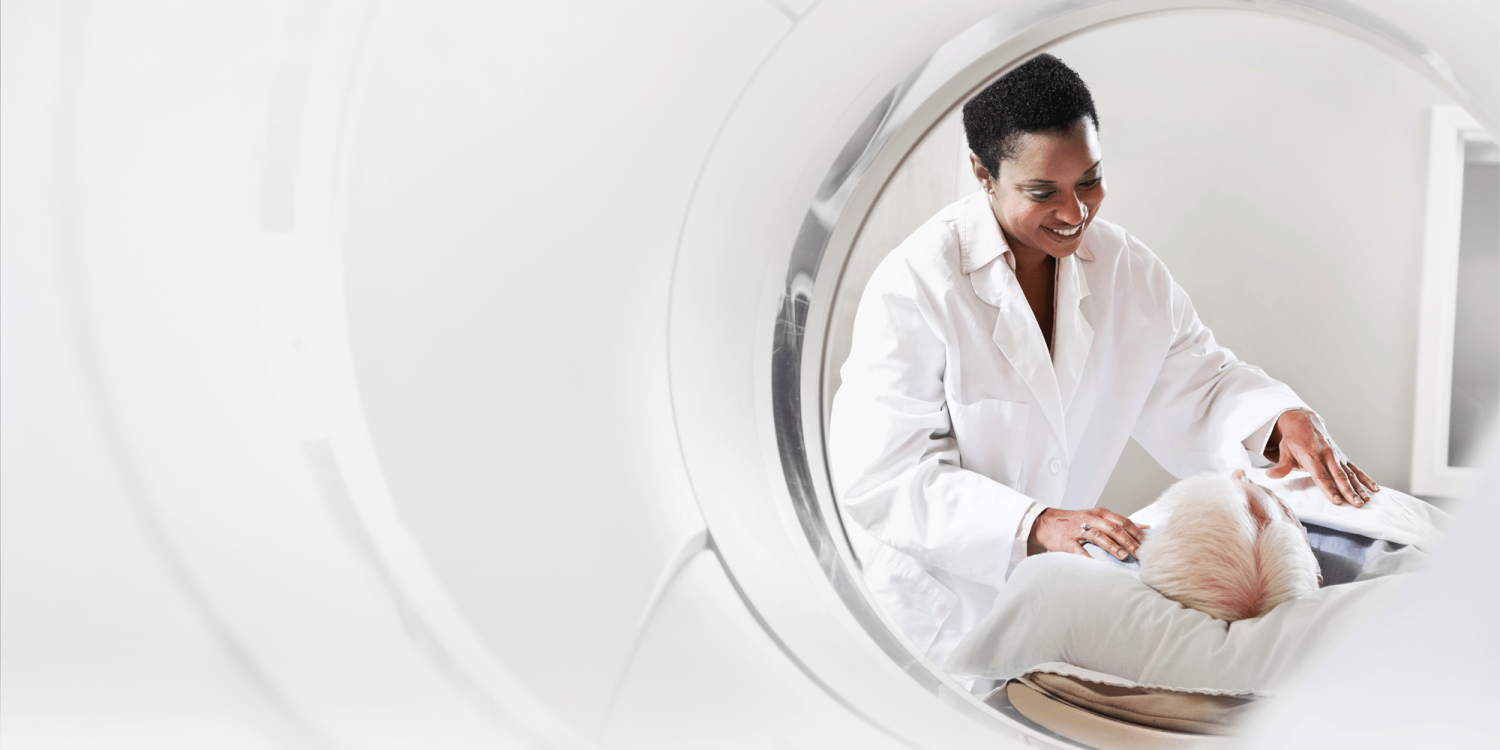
[1020,160,1102,185]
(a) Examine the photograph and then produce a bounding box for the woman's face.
[971,117,1105,261]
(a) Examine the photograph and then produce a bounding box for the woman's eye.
[1028,191,1055,201]
[1079,178,1101,188]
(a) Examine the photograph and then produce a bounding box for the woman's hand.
[1028,507,1150,560]
[1264,409,1379,507]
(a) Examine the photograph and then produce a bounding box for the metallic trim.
[770,0,1487,711]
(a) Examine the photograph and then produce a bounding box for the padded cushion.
[1021,671,1253,735]
[997,679,1239,750]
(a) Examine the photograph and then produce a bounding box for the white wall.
[826,12,1467,516]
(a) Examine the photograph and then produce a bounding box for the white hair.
[1137,475,1321,622]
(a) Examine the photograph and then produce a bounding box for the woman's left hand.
[1264,409,1379,507]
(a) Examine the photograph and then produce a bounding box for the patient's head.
[1138,471,1321,622]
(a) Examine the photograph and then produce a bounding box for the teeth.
[1049,224,1081,237]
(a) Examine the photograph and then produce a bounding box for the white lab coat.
[828,191,1306,668]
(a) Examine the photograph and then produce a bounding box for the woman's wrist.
[1026,508,1053,556]
[1266,408,1317,461]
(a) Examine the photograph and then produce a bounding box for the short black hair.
[962,53,1098,177]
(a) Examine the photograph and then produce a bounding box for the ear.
[1242,482,1273,532]
[969,152,993,193]
[1231,469,1248,482]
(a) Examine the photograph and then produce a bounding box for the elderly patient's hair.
[1137,474,1321,622]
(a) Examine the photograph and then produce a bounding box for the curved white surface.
[2,1,1496,749]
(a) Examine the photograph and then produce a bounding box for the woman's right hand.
[1027,507,1150,560]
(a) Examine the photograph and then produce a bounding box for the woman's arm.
[1130,248,1376,507]
[1131,248,1308,478]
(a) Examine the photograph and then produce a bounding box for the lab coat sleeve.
[829,259,1037,591]
[1132,265,1308,477]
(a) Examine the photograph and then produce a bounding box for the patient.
[1136,471,1322,622]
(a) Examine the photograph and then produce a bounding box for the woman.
[827,54,1377,674]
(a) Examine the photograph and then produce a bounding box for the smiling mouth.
[1046,223,1082,238]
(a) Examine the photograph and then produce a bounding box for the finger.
[1305,454,1346,506]
[1340,462,1371,503]
[1323,450,1367,502]
[1120,518,1148,548]
[1326,455,1363,507]
[1107,521,1145,556]
[1070,540,1091,557]
[1348,462,1379,494]
[1087,526,1132,561]
[1099,512,1147,549]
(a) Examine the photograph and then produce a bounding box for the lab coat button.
[1049,459,1062,473]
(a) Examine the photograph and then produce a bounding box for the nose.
[1056,191,1087,225]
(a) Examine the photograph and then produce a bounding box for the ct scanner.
[2,1,1498,748]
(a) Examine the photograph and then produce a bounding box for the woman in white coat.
[827,54,1378,672]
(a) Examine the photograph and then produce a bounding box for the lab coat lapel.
[960,196,1068,448]
[1053,246,1094,413]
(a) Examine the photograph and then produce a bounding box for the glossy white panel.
[342,0,787,732]
[2,9,315,746]
[58,2,535,747]
[601,552,903,749]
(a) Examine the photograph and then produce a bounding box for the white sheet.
[1131,468,1452,550]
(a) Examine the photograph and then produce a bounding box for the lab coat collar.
[959,192,1008,275]
[962,192,1095,449]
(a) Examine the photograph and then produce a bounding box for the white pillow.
[944,552,1408,694]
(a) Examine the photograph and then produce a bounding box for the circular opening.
[784,4,1495,739]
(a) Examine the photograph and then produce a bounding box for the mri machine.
[2,0,1498,748]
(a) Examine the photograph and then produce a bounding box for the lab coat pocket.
[949,398,1029,488]
[858,541,958,655]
